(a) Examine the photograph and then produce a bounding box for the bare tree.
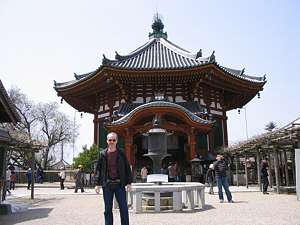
[2,87,78,169]
[3,86,41,168]
[37,102,78,169]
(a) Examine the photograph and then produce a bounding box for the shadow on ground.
[129,204,215,214]
[0,208,53,225]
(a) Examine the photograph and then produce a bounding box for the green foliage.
[265,121,277,132]
[72,143,102,173]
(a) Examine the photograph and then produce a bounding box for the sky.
[1,0,299,164]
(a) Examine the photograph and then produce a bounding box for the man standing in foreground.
[95,132,133,225]
[260,157,269,194]
[212,153,234,203]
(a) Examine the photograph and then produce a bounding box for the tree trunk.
[43,147,50,169]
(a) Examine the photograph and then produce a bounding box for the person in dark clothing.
[95,132,133,225]
[260,158,269,194]
[74,165,84,193]
[39,167,44,184]
[26,168,32,190]
[206,164,215,194]
[212,153,233,203]
[35,166,41,183]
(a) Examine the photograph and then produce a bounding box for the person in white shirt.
[141,166,148,182]
[59,167,66,190]
[5,168,12,195]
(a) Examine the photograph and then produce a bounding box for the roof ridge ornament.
[240,68,245,75]
[149,91,170,102]
[115,51,121,60]
[209,51,216,63]
[102,54,108,65]
[149,14,168,39]
[263,74,267,81]
[196,49,202,59]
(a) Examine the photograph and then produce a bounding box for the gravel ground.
[0,185,299,225]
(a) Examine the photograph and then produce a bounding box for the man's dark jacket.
[260,162,269,177]
[213,159,229,178]
[94,148,133,188]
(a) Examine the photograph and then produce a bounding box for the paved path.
[1,183,299,225]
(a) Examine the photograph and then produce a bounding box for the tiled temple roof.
[103,38,212,70]
[54,18,266,90]
[107,101,212,127]
[115,101,203,117]
[0,80,21,124]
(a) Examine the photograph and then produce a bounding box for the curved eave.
[55,62,265,94]
[105,101,213,130]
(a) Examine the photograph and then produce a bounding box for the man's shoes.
[228,200,234,203]
[220,200,224,203]
[263,192,269,194]
[74,191,77,193]
[81,191,85,193]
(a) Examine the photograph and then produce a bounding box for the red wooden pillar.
[223,115,228,147]
[189,127,196,160]
[208,131,214,154]
[94,121,100,146]
[125,131,134,174]
[94,116,98,146]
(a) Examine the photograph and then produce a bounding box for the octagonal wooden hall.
[54,17,266,173]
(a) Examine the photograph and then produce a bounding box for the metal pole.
[268,152,273,188]
[245,152,249,189]
[257,149,262,192]
[235,154,239,187]
[31,151,35,199]
[73,110,76,163]
[273,146,280,194]
[244,107,248,140]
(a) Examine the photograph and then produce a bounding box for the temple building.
[54,17,266,172]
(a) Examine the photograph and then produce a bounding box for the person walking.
[174,162,182,182]
[59,167,66,190]
[168,162,175,182]
[5,168,12,196]
[26,168,32,190]
[35,166,41,183]
[140,166,148,183]
[39,167,44,184]
[74,165,84,193]
[212,153,234,203]
[95,132,133,225]
[10,170,16,190]
[260,157,269,194]
[206,164,215,194]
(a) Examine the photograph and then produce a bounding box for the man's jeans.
[262,176,269,193]
[216,177,232,201]
[103,186,129,225]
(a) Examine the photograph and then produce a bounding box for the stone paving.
[0,183,299,225]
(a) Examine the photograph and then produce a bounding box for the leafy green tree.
[265,121,277,132]
[73,144,102,173]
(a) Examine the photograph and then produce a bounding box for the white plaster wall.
[133,97,144,103]
[210,109,223,116]
[98,112,109,119]
[175,96,186,102]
